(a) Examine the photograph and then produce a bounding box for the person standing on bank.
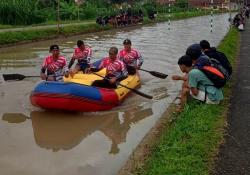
[40,44,69,81]
[68,40,93,75]
[92,47,128,88]
[119,39,143,75]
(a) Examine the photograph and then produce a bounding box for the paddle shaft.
[2,73,65,81]
[2,74,41,81]
[92,72,153,99]
[126,65,167,79]
[138,68,168,79]
[24,76,41,78]
[138,68,151,73]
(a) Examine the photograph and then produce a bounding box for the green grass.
[0,23,112,45]
[32,19,95,26]
[133,27,239,175]
[0,24,16,29]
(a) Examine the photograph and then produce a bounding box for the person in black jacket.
[186,43,211,69]
[200,40,232,79]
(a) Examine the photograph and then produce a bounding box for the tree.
[175,0,188,8]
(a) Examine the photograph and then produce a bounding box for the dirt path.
[213,20,250,174]
[0,21,95,33]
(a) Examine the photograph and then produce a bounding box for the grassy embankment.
[132,27,239,175]
[0,10,222,46]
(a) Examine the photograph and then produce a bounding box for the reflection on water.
[2,113,29,123]
[2,107,152,154]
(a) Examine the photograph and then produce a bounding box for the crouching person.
[92,47,128,88]
[177,55,223,112]
[40,45,69,81]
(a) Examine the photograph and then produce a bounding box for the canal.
[0,13,231,175]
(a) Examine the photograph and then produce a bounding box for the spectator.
[186,43,210,68]
[176,55,223,112]
[200,40,232,78]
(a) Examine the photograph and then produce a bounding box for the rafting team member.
[91,47,128,88]
[119,39,143,75]
[68,40,93,75]
[40,45,69,81]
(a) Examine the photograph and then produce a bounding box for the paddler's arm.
[67,57,76,77]
[68,57,75,69]
[105,69,117,84]
[137,52,143,69]
[40,67,47,80]
[90,58,106,72]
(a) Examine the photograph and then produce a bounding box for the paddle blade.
[3,74,26,81]
[149,71,168,79]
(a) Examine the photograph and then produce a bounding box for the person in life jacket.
[91,47,128,89]
[200,40,232,79]
[40,45,69,81]
[118,39,143,75]
[176,55,223,112]
[68,40,93,75]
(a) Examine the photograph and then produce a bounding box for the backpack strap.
[197,82,211,103]
[204,86,207,103]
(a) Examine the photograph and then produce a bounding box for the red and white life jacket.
[42,55,67,74]
[119,48,143,67]
[99,57,128,79]
[73,47,92,64]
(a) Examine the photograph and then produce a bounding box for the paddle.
[92,72,153,99]
[126,65,168,79]
[2,74,40,81]
[138,68,168,79]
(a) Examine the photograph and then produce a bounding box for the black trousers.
[92,76,127,89]
[92,79,117,89]
[127,65,136,75]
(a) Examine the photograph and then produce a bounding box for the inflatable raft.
[30,69,141,112]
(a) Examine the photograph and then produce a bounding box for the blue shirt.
[188,69,224,101]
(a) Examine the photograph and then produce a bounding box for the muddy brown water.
[0,14,232,175]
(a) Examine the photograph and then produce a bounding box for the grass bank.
[123,27,239,175]
[0,10,224,46]
[0,23,112,46]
